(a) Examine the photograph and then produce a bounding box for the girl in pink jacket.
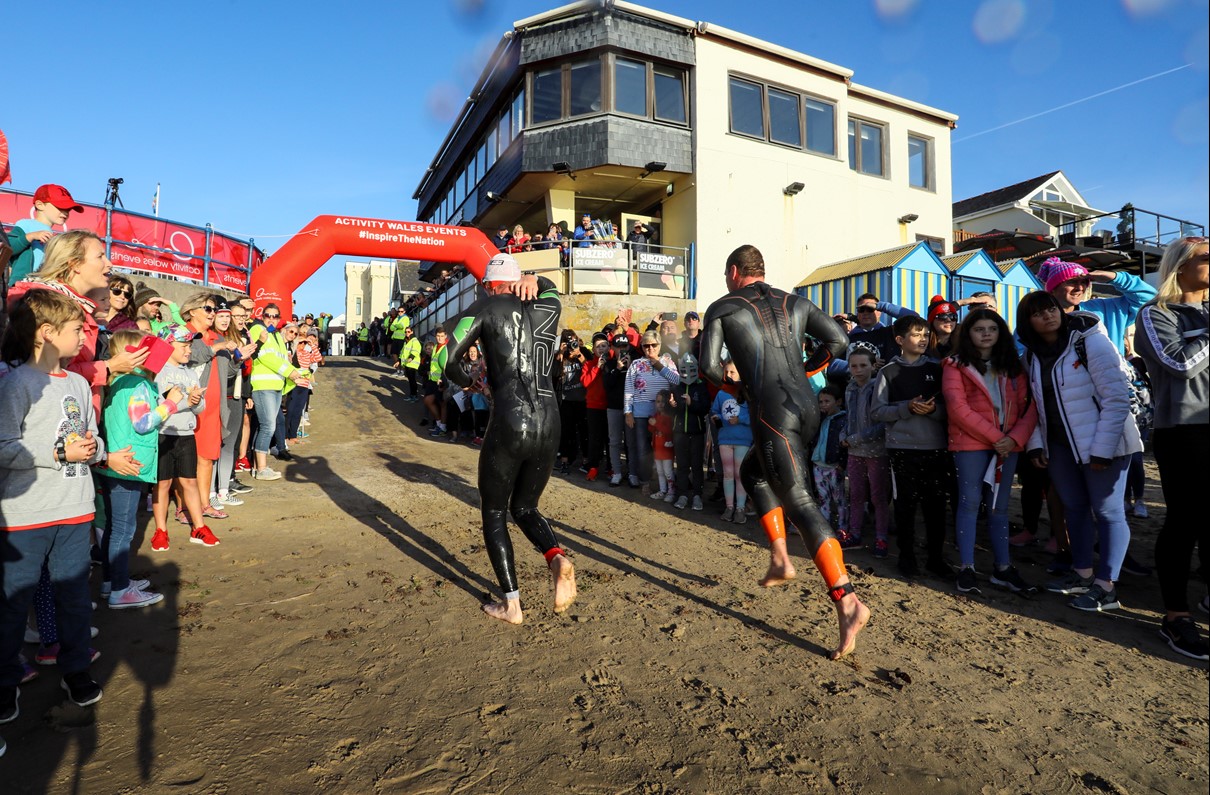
[941,309,1038,596]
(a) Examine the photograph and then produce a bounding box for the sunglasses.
[200,306,217,314]
[856,306,877,313]
[109,287,133,299]
[264,313,281,319]
[642,343,659,349]
[935,313,957,323]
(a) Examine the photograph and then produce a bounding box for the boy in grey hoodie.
[870,315,950,578]
[0,290,107,716]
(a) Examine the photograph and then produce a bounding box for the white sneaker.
[674,496,689,510]
[254,467,282,481]
[108,585,164,610]
[609,474,623,486]
[217,490,245,506]
[1132,501,1148,518]
[101,579,150,599]
[664,491,677,504]
[650,491,666,500]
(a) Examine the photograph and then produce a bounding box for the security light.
[783,182,805,196]
[898,213,919,224]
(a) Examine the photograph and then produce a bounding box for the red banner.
[1,188,260,292]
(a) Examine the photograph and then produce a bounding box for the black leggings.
[740,418,834,558]
[404,367,419,397]
[584,408,608,470]
[1153,425,1208,612]
[559,399,587,462]
[674,431,705,497]
[479,423,561,595]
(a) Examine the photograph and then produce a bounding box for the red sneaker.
[150,528,169,552]
[190,526,221,547]
[586,467,598,482]
[235,457,251,472]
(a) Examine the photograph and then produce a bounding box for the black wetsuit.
[445,277,562,596]
[700,281,850,556]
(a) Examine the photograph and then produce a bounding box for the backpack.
[1072,336,1151,425]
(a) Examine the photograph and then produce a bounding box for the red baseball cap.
[33,184,84,212]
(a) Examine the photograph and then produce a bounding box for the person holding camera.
[556,330,589,474]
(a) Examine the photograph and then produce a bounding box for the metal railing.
[410,240,694,337]
[1059,206,1205,250]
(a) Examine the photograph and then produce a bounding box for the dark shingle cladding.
[952,171,1060,220]
[519,7,695,67]
[522,116,693,174]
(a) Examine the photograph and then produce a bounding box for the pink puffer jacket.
[941,358,1037,452]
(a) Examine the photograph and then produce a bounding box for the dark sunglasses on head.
[856,306,877,313]
[109,286,133,299]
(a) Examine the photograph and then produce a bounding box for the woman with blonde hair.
[1134,236,1209,660]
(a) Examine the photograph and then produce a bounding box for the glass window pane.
[908,136,928,188]
[451,176,459,210]
[615,57,646,116]
[847,120,857,171]
[654,68,686,123]
[859,123,883,176]
[768,87,801,146]
[729,77,763,138]
[496,110,509,154]
[486,128,497,169]
[532,68,561,123]
[569,59,602,116]
[477,143,487,183]
[512,89,525,136]
[805,98,835,155]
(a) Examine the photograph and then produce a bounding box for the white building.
[953,170,1103,245]
[344,260,394,329]
[412,0,958,311]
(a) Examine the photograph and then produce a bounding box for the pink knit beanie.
[1039,257,1089,293]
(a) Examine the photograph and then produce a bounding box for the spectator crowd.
[2,200,331,738]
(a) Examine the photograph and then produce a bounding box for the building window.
[512,89,525,138]
[615,57,647,117]
[653,66,686,123]
[915,234,944,255]
[729,77,764,139]
[532,67,561,123]
[805,98,835,155]
[569,59,602,117]
[848,118,885,176]
[768,87,801,147]
[908,134,932,190]
[355,297,362,315]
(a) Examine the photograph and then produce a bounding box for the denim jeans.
[629,412,653,483]
[606,409,627,477]
[101,477,148,592]
[285,386,311,440]
[953,450,1019,569]
[1047,444,1130,581]
[0,521,93,686]
[252,388,282,454]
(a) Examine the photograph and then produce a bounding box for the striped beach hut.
[795,242,948,317]
[938,250,1042,330]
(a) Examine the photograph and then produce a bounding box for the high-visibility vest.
[429,343,447,382]
[357,327,369,341]
[402,337,421,369]
[390,315,410,340]
[250,325,295,392]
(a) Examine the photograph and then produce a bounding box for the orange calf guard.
[760,507,787,544]
[813,538,847,589]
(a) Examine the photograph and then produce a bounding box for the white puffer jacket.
[1025,313,1142,463]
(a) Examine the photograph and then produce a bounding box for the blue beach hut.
[795,242,949,317]
[938,250,1042,330]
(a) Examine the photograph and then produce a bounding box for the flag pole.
[153,183,160,217]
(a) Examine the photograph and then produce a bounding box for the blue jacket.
[811,410,848,467]
[1077,271,1156,357]
[711,390,752,446]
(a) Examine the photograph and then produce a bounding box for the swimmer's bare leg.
[549,553,577,612]
[759,507,797,587]
[814,538,869,660]
[483,593,524,624]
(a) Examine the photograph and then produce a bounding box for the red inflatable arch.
[248,215,498,318]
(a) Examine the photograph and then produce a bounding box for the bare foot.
[829,593,870,660]
[759,560,797,587]
[483,599,524,624]
[551,554,577,612]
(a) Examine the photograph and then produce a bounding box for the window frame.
[726,73,839,159]
[907,132,934,192]
[847,116,888,179]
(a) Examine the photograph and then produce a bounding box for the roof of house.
[796,243,917,287]
[938,251,979,273]
[952,171,1060,220]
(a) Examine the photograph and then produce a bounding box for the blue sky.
[5,0,1206,316]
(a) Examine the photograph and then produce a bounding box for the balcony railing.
[1059,206,1205,251]
[410,241,693,336]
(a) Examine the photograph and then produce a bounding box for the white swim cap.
[484,253,521,283]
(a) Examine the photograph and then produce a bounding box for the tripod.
[104,177,124,209]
